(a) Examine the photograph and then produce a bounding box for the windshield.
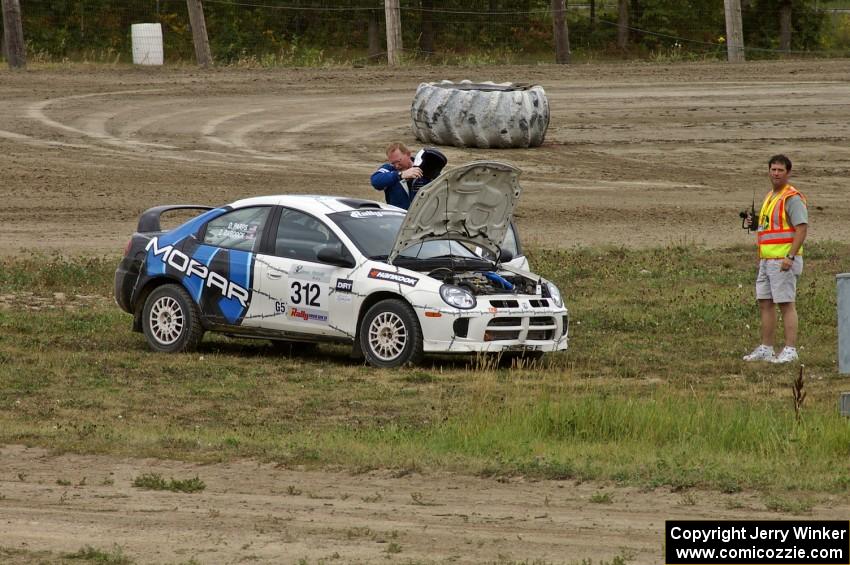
[328,210,520,261]
[329,210,405,259]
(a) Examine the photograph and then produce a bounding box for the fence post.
[186,0,212,67]
[1,0,26,69]
[551,0,570,64]
[384,0,402,66]
[368,8,381,60]
[723,0,746,62]
[838,274,850,374]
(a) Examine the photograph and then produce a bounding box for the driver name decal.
[368,269,418,287]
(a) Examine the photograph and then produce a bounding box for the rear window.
[203,207,270,252]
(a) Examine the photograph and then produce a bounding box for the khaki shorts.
[755,257,803,303]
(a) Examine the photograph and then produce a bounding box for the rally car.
[114,161,569,367]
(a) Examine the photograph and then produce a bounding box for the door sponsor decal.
[288,307,329,323]
[368,269,418,287]
[291,264,331,283]
[335,278,354,293]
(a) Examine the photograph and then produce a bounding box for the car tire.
[410,80,550,148]
[142,284,204,353]
[359,299,424,368]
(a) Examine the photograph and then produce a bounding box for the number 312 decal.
[290,281,321,307]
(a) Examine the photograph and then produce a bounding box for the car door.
[253,207,357,339]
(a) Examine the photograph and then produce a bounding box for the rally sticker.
[368,269,418,287]
[288,307,328,323]
[350,210,404,218]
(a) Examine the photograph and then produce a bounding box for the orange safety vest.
[757,184,806,259]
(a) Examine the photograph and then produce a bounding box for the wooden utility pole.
[551,0,570,64]
[384,0,402,65]
[186,0,212,67]
[779,0,792,52]
[420,0,435,56]
[723,0,745,62]
[617,0,628,50]
[590,0,596,32]
[2,0,26,69]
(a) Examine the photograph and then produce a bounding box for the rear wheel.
[142,284,204,353]
[359,299,424,368]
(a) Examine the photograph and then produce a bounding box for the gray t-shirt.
[785,195,808,226]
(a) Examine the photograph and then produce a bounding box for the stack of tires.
[410,80,550,149]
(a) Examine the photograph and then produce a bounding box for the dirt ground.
[1,60,849,255]
[2,446,849,565]
[2,60,850,563]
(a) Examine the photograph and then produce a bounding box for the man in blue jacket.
[370,142,424,209]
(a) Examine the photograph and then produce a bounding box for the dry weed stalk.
[792,365,806,423]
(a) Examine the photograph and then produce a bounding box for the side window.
[275,208,346,263]
[202,207,270,252]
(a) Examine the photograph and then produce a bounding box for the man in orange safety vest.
[743,154,809,364]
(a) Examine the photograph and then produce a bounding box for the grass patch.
[763,494,816,515]
[64,545,132,564]
[1,244,850,494]
[132,473,206,493]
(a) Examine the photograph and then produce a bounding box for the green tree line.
[2,0,842,63]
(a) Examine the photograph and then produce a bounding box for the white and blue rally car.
[114,161,569,367]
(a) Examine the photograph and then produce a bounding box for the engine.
[428,269,538,296]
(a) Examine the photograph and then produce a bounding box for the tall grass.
[1,244,849,492]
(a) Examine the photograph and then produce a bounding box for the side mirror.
[317,246,356,268]
[498,248,514,263]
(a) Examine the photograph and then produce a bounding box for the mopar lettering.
[146,237,250,308]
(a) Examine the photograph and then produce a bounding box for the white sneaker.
[771,347,799,364]
[743,345,776,362]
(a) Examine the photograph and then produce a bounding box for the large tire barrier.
[410,80,550,149]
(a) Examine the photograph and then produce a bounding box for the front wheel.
[359,299,423,368]
[142,284,204,353]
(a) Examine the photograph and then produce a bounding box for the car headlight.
[546,282,563,308]
[439,284,476,309]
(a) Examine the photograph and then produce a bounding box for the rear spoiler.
[137,205,214,233]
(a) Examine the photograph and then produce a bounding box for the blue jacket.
[371,164,416,209]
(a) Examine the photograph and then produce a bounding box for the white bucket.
[131,23,164,65]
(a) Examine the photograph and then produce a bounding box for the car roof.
[229,195,403,217]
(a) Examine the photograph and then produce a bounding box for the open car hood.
[388,161,522,264]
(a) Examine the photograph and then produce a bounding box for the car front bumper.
[417,303,569,353]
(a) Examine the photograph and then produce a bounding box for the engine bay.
[427,268,539,296]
